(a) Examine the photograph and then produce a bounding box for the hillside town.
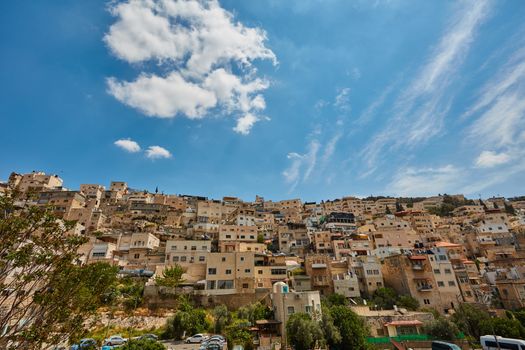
[2,170,525,349]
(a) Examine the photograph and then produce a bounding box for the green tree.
[120,339,165,350]
[0,194,118,349]
[451,304,490,340]
[257,234,264,244]
[213,304,231,334]
[423,318,459,341]
[164,296,210,339]
[321,306,341,349]
[323,293,348,307]
[286,313,324,350]
[236,302,272,325]
[397,295,420,311]
[224,318,254,350]
[480,318,525,339]
[330,305,368,350]
[155,265,186,288]
[372,287,398,309]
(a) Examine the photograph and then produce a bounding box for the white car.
[186,334,208,344]
[104,335,128,346]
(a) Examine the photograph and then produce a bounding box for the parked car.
[201,336,226,348]
[431,341,461,350]
[186,334,208,343]
[70,338,97,350]
[135,333,159,341]
[103,335,128,346]
[203,340,223,350]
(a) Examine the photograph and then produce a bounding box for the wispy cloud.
[282,140,320,192]
[146,146,172,159]
[388,165,462,197]
[105,0,276,134]
[475,151,511,168]
[334,87,351,112]
[360,0,491,171]
[114,138,141,153]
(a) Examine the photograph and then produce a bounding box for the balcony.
[417,284,433,292]
[312,263,327,269]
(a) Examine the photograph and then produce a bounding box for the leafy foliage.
[0,195,118,348]
[329,305,368,350]
[286,313,324,350]
[224,318,254,350]
[213,305,231,334]
[423,318,459,341]
[120,339,164,350]
[320,306,341,349]
[163,296,210,340]
[236,302,272,326]
[480,317,525,339]
[451,304,490,341]
[371,288,418,310]
[322,293,348,307]
[155,265,185,289]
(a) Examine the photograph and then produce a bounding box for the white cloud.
[114,138,141,153]
[334,87,351,112]
[107,73,217,118]
[475,150,511,168]
[105,0,276,134]
[233,113,258,135]
[145,145,172,159]
[361,0,491,170]
[282,140,320,192]
[388,165,462,197]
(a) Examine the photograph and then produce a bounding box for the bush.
[120,339,164,350]
[423,318,459,341]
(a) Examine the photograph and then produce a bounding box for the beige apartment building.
[373,215,421,249]
[205,252,256,295]
[352,255,384,297]
[9,171,63,194]
[382,250,462,313]
[271,282,321,338]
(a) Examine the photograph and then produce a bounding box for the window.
[242,283,249,289]
[226,269,232,275]
[226,235,232,239]
[434,269,441,274]
[258,270,263,275]
[448,281,456,287]
[134,254,140,259]
[202,246,207,250]
[199,256,205,262]
[222,257,226,262]
[245,269,251,273]
[240,257,245,261]
[438,281,445,287]
[207,280,216,290]
[424,299,430,305]
[191,246,196,251]
[173,256,179,262]
[208,268,217,275]
[444,268,452,274]
[218,280,234,289]
[439,255,447,261]
[287,306,295,315]
[180,256,187,262]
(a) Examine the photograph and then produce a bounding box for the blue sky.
[1,0,525,202]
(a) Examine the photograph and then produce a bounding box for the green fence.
[367,333,465,344]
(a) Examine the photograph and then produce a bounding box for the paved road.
[161,340,228,350]
[161,340,201,350]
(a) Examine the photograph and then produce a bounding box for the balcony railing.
[417,284,433,292]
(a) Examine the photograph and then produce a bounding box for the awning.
[385,320,423,327]
[409,255,426,260]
